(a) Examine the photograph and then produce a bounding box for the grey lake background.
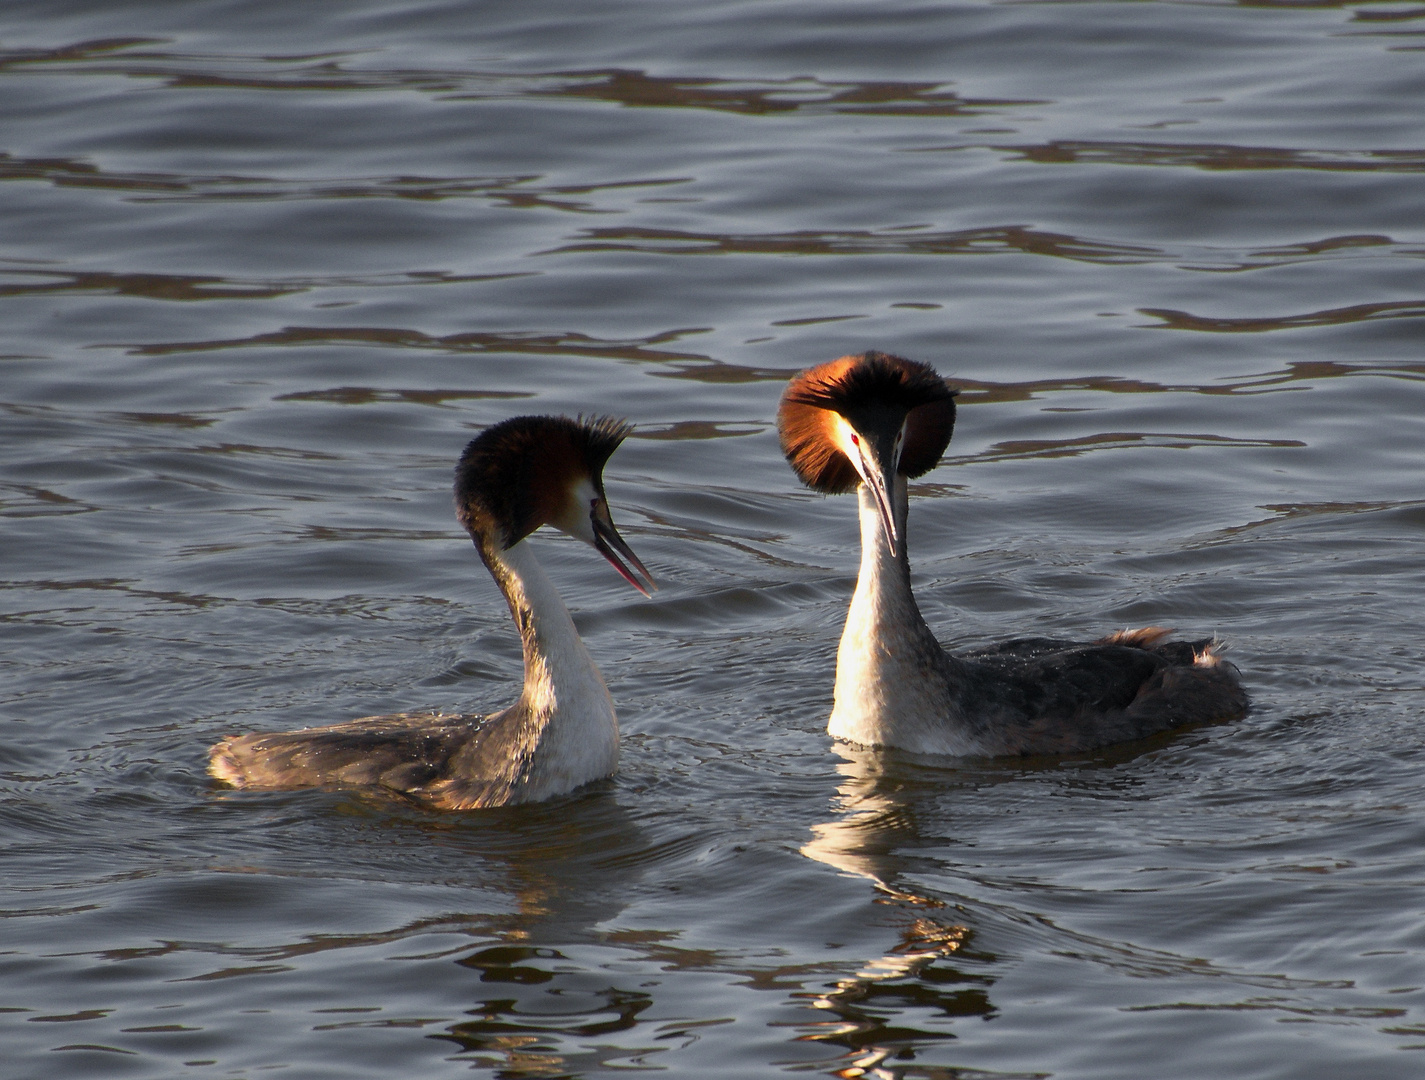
[4,1,1425,1077]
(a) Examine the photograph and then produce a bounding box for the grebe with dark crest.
[208,415,655,808]
[778,352,1248,756]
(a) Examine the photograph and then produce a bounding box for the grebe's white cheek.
[831,413,871,485]
[550,477,600,545]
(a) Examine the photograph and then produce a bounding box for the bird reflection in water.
[797,743,999,1079]
[395,798,661,1074]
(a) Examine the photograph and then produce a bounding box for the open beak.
[591,509,657,597]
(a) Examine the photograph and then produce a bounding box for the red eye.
[850,433,859,445]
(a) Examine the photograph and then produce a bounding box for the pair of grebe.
[210,353,1247,807]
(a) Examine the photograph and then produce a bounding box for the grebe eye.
[850,433,859,445]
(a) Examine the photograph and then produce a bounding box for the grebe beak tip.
[592,516,656,597]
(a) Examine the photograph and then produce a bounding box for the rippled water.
[4,1,1425,1076]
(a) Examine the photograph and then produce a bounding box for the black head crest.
[783,351,955,415]
[455,414,631,548]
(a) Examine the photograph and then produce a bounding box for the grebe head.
[455,415,656,595]
[778,352,956,557]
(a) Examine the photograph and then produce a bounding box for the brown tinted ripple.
[0,38,164,71]
[0,152,189,193]
[1,484,95,518]
[1231,0,1423,12]
[0,266,534,301]
[1,42,1038,116]
[549,225,1425,272]
[118,325,715,364]
[1350,4,1425,20]
[274,387,532,407]
[651,360,797,385]
[0,152,684,210]
[9,578,225,610]
[110,411,221,428]
[1140,299,1425,332]
[956,431,1305,464]
[545,224,1159,264]
[0,269,301,301]
[631,421,764,440]
[996,140,1425,173]
[951,358,1425,406]
[527,68,1039,117]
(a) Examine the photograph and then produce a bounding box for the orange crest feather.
[777,352,956,493]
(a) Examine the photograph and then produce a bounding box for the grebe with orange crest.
[778,351,1248,756]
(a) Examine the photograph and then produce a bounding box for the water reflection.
[119,325,714,363]
[273,387,532,408]
[546,223,1425,274]
[791,924,1000,1080]
[211,798,671,1075]
[0,36,161,70]
[632,420,763,441]
[409,789,991,1077]
[0,266,535,299]
[971,140,1425,174]
[0,151,685,209]
[1225,498,1419,535]
[799,745,999,1078]
[803,746,917,892]
[1231,0,1425,19]
[953,430,1305,465]
[1349,4,1425,21]
[0,484,94,519]
[660,355,1425,398]
[0,267,302,301]
[9,0,1425,1073]
[436,946,658,1074]
[523,69,1039,118]
[1,39,1038,118]
[1140,299,1425,332]
[545,224,1160,265]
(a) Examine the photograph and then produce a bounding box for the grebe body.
[208,415,654,808]
[778,352,1247,756]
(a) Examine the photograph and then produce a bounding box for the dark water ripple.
[545,224,1425,269]
[976,140,1425,173]
[5,0,1425,1077]
[0,38,1041,116]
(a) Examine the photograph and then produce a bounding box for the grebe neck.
[828,479,986,755]
[480,537,619,798]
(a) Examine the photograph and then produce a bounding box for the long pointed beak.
[591,513,657,597]
[857,433,903,560]
[862,463,899,559]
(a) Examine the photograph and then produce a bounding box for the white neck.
[827,481,986,755]
[489,539,619,800]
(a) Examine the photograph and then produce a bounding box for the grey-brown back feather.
[953,636,1247,754]
[209,710,528,809]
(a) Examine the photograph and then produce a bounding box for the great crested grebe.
[208,414,655,808]
[778,351,1248,756]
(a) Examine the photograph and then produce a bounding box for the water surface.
[4,2,1425,1077]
